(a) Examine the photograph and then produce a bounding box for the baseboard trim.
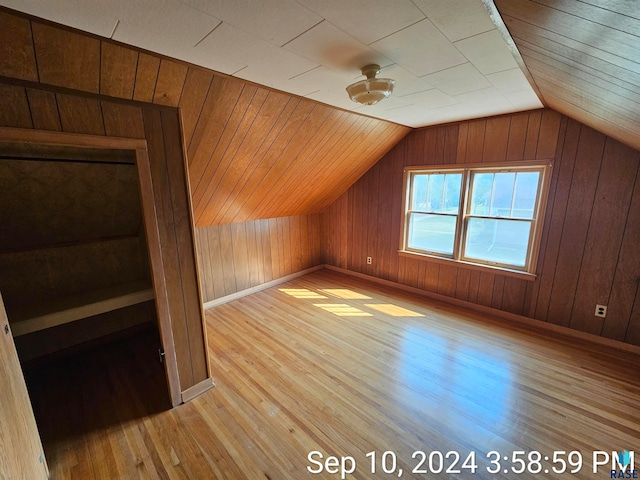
[181,377,215,403]
[203,265,325,310]
[324,265,640,355]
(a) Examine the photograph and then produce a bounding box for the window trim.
[399,161,553,280]
[404,167,465,259]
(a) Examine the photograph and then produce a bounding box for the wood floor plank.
[24,271,640,480]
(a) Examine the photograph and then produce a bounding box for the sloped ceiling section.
[494,0,640,152]
[185,74,409,226]
[0,8,410,227]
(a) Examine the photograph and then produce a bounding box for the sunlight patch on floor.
[320,289,372,299]
[279,288,327,299]
[313,304,373,316]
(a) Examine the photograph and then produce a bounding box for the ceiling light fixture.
[346,64,395,106]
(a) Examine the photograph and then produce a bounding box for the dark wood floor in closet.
[24,328,169,479]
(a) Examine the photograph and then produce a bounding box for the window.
[401,162,551,276]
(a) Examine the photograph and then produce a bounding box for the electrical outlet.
[595,304,607,318]
[366,256,372,265]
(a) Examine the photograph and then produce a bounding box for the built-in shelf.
[10,281,154,337]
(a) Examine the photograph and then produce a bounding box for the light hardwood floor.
[28,269,640,479]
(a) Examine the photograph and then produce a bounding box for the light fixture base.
[361,64,381,79]
[346,64,395,106]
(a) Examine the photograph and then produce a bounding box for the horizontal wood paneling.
[322,110,640,346]
[0,237,145,314]
[495,0,640,152]
[0,10,38,82]
[0,83,32,128]
[0,8,410,228]
[14,301,156,363]
[0,124,146,314]
[195,215,322,302]
[31,21,101,94]
[25,88,61,131]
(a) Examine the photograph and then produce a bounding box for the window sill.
[398,250,537,281]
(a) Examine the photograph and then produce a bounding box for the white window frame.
[400,161,553,278]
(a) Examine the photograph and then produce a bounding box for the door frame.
[0,292,50,479]
[0,126,182,406]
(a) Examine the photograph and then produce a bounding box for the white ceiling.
[1,0,543,127]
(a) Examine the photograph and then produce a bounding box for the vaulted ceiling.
[0,8,409,226]
[1,1,639,228]
[494,0,640,152]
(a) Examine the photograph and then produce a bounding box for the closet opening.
[0,131,181,441]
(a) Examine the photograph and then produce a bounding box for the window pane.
[427,174,444,212]
[464,218,531,267]
[443,174,462,212]
[490,172,515,217]
[513,172,540,219]
[470,173,493,215]
[411,174,428,211]
[408,213,456,255]
[412,173,462,213]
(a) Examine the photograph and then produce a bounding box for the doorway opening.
[0,132,182,444]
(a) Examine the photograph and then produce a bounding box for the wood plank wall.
[0,8,333,387]
[195,215,322,303]
[0,81,209,392]
[0,158,146,308]
[0,8,410,227]
[322,110,640,346]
